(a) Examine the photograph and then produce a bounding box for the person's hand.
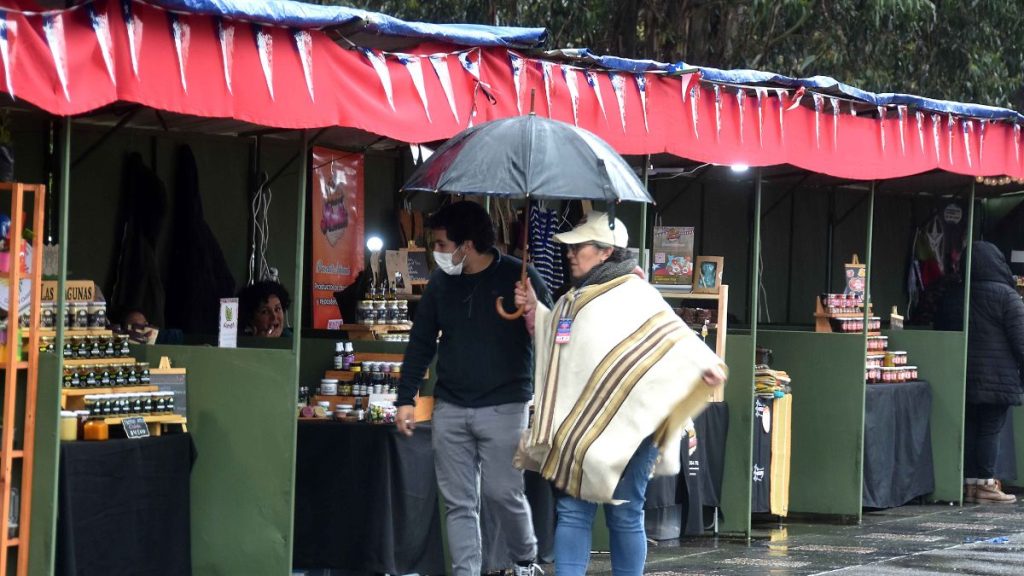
[396,405,417,437]
[514,277,538,315]
[702,365,726,387]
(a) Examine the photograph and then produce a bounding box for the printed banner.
[311,147,365,329]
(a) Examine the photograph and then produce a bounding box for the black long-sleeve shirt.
[398,249,553,408]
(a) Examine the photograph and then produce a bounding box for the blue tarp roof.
[566,49,1024,123]
[147,0,547,49]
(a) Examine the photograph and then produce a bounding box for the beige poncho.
[517,274,725,503]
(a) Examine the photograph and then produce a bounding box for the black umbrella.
[402,110,653,319]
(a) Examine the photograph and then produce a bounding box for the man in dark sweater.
[397,201,552,576]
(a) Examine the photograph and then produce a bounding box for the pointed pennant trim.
[897,105,907,156]
[947,115,956,166]
[43,13,70,101]
[736,89,746,144]
[931,113,941,161]
[1015,123,1021,166]
[216,18,234,94]
[429,54,458,122]
[713,84,722,142]
[253,24,274,100]
[813,93,823,150]
[362,47,393,111]
[786,86,805,111]
[169,13,190,94]
[978,119,987,166]
[775,88,786,142]
[0,11,15,100]
[397,54,430,122]
[122,0,142,79]
[508,52,524,114]
[877,106,886,152]
[690,85,700,139]
[584,69,607,121]
[756,88,767,148]
[916,111,925,154]
[541,61,554,117]
[830,97,840,151]
[294,30,314,102]
[635,73,649,132]
[89,4,116,88]
[562,66,580,126]
[458,49,494,104]
[609,72,627,132]
[963,119,973,168]
[850,101,858,117]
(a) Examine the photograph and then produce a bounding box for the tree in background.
[318,0,1024,110]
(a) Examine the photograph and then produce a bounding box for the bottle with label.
[334,341,346,370]
[343,341,355,370]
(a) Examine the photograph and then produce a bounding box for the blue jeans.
[554,436,659,576]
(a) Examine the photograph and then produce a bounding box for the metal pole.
[49,116,71,571]
[640,154,650,273]
[750,170,762,329]
[962,183,976,334]
[864,182,876,335]
[292,131,308,356]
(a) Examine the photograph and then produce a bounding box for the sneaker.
[974,480,1016,504]
[512,563,544,576]
[964,484,978,504]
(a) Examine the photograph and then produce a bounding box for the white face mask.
[433,245,466,275]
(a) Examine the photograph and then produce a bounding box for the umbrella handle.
[497,201,531,321]
[495,296,525,320]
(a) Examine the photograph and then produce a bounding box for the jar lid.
[321,378,339,384]
[61,411,76,417]
[74,410,90,416]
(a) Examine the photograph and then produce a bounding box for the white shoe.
[512,563,544,576]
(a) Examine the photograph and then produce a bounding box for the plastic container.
[320,378,339,396]
[60,411,78,441]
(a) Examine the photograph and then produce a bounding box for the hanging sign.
[311,147,365,329]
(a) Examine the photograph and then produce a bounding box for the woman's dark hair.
[238,281,291,325]
[426,201,495,252]
[592,243,632,263]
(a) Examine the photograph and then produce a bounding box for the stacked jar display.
[82,391,176,418]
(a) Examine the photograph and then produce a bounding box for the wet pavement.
[578,500,1024,575]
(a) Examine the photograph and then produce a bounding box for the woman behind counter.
[238,280,292,338]
[514,212,726,576]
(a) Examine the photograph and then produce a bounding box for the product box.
[651,226,695,285]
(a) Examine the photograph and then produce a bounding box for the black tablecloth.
[293,421,445,575]
[56,434,194,576]
[751,397,773,513]
[863,381,935,509]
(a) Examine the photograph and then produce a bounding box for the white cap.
[552,211,628,248]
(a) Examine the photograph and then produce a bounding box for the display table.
[56,434,194,576]
[293,421,445,575]
[862,381,935,508]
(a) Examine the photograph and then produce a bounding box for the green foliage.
[314,0,1024,109]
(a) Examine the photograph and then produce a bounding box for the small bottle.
[334,342,346,370]
[343,341,355,370]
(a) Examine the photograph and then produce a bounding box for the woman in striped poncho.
[514,212,726,576]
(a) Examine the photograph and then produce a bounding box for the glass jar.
[41,302,56,329]
[100,368,112,387]
[166,393,175,414]
[103,336,116,358]
[89,336,103,358]
[62,339,73,359]
[71,302,89,329]
[142,393,154,414]
[114,363,127,386]
[88,301,107,329]
[155,393,167,414]
[127,365,139,385]
[84,395,98,417]
[117,334,130,357]
[62,369,74,388]
[83,365,98,387]
[138,362,151,384]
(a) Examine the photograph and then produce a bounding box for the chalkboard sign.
[122,416,150,439]
[403,249,430,284]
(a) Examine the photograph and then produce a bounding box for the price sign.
[122,417,150,439]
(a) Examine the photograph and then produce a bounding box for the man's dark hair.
[238,281,291,325]
[426,201,495,253]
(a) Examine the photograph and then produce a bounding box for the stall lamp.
[366,236,384,286]
[730,164,750,173]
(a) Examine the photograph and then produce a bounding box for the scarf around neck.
[572,258,639,289]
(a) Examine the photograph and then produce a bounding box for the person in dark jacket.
[955,242,1024,503]
[396,201,552,576]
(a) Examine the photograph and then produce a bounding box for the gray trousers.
[432,399,537,576]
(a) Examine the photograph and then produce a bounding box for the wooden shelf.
[63,358,136,367]
[5,539,18,548]
[62,386,158,397]
[2,451,23,459]
[0,362,28,370]
[687,323,718,331]
[39,329,113,338]
[655,288,721,301]
[815,312,868,320]
[101,414,186,426]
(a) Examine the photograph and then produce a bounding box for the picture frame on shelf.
[693,256,724,294]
